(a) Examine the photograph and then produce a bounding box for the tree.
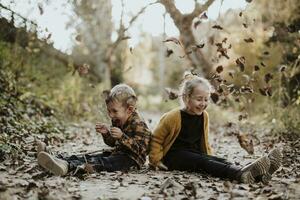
[159,0,215,77]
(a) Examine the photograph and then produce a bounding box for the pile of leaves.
[0,69,66,162]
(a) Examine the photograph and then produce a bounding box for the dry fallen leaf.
[244,38,254,43]
[78,64,90,76]
[236,56,246,72]
[237,132,254,154]
[165,49,174,57]
[216,65,223,74]
[165,88,179,100]
[212,25,223,30]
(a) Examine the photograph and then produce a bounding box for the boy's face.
[106,101,133,127]
[184,85,210,115]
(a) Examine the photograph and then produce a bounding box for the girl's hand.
[110,127,124,139]
[95,123,110,136]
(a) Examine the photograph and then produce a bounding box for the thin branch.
[187,0,215,19]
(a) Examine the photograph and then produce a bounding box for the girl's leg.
[164,149,241,180]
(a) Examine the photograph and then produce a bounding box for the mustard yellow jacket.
[149,107,212,166]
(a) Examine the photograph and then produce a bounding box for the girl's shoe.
[38,152,68,176]
[261,148,282,184]
[240,156,270,184]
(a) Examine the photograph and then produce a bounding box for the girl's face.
[184,84,210,115]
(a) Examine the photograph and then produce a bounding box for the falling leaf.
[163,37,182,46]
[200,12,208,19]
[236,56,246,72]
[228,44,232,49]
[246,0,253,3]
[78,63,90,76]
[254,65,260,71]
[279,65,286,72]
[240,86,254,94]
[216,43,230,59]
[194,20,201,29]
[259,86,272,96]
[129,47,133,54]
[216,65,223,74]
[196,43,205,48]
[244,38,254,43]
[75,34,82,42]
[263,51,269,55]
[243,23,248,28]
[264,73,273,83]
[239,12,243,17]
[222,38,228,43]
[228,72,234,78]
[165,88,179,100]
[38,3,44,15]
[46,33,52,40]
[210,93,219,103]
[122,36,131,40]
[165,49,173,57]
[261,62,266,67]
[237,132,254,154]
[212,25,223,30]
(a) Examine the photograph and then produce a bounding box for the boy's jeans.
[59,151,137,173]
[163,149,241,180]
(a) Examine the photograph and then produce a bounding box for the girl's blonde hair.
[180,73,213,101]
[105,84,137,107]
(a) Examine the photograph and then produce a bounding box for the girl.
[149,74,282,184]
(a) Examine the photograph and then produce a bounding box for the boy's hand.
[110,127,124,139]
[95,123,110,136]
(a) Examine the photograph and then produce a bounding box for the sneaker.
[36,140,47,154]
[240,156,270,184]
[38,152,68,176]
[261,148,282,183]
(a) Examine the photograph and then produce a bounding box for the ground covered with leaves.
[0,111,299,200]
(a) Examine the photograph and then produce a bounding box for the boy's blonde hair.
[180,73,213,99]
[105,84,137,107]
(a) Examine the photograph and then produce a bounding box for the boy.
[37,84,151,175]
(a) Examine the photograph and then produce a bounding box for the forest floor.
[0,111,299,200]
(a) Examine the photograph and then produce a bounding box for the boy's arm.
[102,133,117,147]
[118,121,151,157]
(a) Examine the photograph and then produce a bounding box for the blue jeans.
[60,151,137,173]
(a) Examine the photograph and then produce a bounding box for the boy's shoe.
[38,152,68,176]
[261,148,282,184]
[239,156,270,184]
[36,140,47,154]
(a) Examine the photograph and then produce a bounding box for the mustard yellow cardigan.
[149,107,212,166]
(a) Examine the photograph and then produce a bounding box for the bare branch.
[187,0,215,20]
[159,0,183,27]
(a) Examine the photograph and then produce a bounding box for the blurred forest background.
[0,0,299,157]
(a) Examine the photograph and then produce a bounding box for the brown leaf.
[194,20,201,29]
[122,36,131,40]
[237,132,254,154]
[38,3,44,15]
[228,72,234,78]
[236,56,246,72]
[163,37,182,46]
[216,43,230,59]
[212,25,223,30]
[246,0,253,2]
[264,73,273,83]
[46,33,52,40]
[200,12,208,19]
[263,51,269,55]
[216,65,223,74]
[254,65,260,71]
[242,23,248,28]
[165,88,178,100]
[129,47,133,54]
[78,63,90,75]
[279,65,286,72]
[239,12,243,17]
[165,49,173,57]
[75,34,82,42]
[210,93,219,103]
[222,38,228,43]
[84,163,94,174]
[259,86,272,96]
[196,43,205,48]
[261,62,266,67]
[244,38,254,43]
[240,86,254,94]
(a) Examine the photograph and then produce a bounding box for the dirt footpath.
[0,113,299,200]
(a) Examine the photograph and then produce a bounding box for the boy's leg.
[164,149,241,180]
[92,152,137,172]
